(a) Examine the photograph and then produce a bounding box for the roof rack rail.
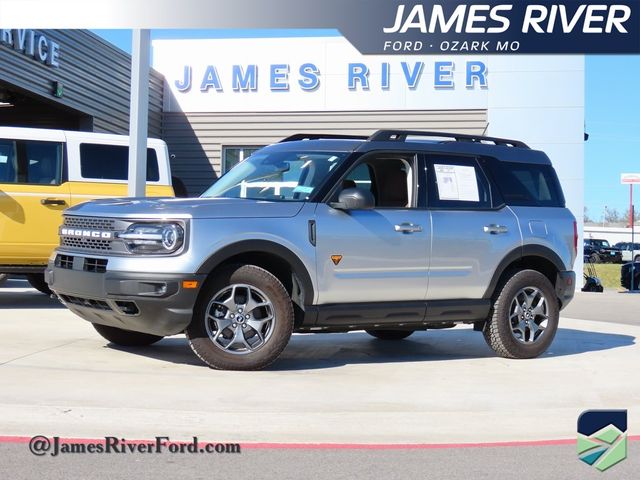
[368,130,529,148]
[280,133,369,143]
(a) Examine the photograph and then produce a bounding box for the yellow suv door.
[0,138,70,265]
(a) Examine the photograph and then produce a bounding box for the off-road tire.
[589,253,600,264]
[26,273,52,295]
[483,269,559,359]
[186,264,294,371]
[92,323,164,346]
[365,329,414,340]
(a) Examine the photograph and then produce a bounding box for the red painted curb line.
[1,435,639,450]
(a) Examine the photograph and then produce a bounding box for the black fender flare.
[483,245,566,299]
[196,240,315,305]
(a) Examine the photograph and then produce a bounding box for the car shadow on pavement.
[0,279,64,309]
[104,327,636,371]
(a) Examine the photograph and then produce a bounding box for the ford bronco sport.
[46,130,577,370]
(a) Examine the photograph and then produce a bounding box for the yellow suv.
[0,127,176,293]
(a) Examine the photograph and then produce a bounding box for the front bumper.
[46,261,206,336]
[556,270,576,309]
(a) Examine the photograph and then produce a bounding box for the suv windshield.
[202,150,348,201]
[587,240,610,248]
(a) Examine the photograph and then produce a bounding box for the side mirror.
[330,187,375,211]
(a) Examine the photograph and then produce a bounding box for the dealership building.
[0,29,584,236]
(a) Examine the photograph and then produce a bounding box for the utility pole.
[621,174,640,292]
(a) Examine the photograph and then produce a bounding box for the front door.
[314,153,430,304]
[0,138,69,265]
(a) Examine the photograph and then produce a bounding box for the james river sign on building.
[152,37,490,113]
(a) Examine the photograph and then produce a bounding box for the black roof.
[266,130,551,165]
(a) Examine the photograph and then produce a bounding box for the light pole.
[621,174,640,292]
[127,29,150,198]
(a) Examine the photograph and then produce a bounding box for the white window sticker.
[434,164,480,202]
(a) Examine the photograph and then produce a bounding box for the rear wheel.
[365,329,414,340]
[186,265,294,370]
[26,273,52,295]
[92,323,164,346]
[483,270,559,359]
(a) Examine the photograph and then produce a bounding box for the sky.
[94,30,640,221]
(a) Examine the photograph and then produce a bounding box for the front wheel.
[26,273,52,295]
[92,323,164,346]
[589,253,600,264]
[483,270,559,359]
[365,329,414,340]
[186,265,294,371]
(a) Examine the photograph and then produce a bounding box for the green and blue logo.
[577,410,627,472]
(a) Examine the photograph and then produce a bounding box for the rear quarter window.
[80,144,160,182]
[485,160,565,207]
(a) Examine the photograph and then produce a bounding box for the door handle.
[394,223,423,234]
[41,198,67,206]
[484,224,508,235]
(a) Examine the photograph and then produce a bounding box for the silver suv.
[46,131,577,370]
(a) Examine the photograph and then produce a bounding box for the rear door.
[0,138,70,265]
[67,141,171,206]
[424,154,521,300]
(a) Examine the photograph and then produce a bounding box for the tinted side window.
[25,141,63,185]
[0,139,18,183]
[0,139,62,185]
[427,155,492,209]
[486,160,564,207]
[80,144,159,181]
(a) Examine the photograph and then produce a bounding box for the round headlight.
[162,225,181,250]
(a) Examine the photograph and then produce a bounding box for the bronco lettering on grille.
[60,228,113,240]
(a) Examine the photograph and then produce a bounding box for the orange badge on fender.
[331,255,343,266]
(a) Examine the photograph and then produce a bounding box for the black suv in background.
[584,239,622,263]
[621,262,640,290]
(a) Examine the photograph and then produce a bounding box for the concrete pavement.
[0,278,638,445]
[563,289,639,325]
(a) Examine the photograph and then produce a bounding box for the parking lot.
[1,277,639,478]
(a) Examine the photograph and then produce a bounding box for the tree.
[584,206,593,223]
[604,207,622,225]
[622,207,640,225]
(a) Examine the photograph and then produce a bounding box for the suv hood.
[64,197,305,219]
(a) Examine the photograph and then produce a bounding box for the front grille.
[59,294,112,311]
[64,216,116,231]
[61,237,112,251]
[55,254,74,270]
[83,258,108,273]
[59,216,131,254]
